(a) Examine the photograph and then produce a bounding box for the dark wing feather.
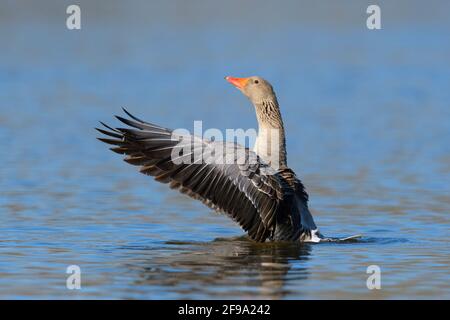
[271,168,317,241]
[96,109,287,242]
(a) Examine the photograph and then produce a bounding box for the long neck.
[253,98,287,169]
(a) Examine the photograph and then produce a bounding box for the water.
[0,0,449,299]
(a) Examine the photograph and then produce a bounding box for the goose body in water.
[98,76,348,243]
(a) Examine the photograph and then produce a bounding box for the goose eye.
[254,79,259,84]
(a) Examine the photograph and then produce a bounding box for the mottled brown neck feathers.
[253,98,287,168]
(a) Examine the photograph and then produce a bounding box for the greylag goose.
[97,76,324,242]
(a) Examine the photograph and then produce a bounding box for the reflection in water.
[127,238,312,299]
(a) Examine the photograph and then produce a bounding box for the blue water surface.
[0,1,449,299]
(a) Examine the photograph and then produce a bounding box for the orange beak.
[225,76,250,90]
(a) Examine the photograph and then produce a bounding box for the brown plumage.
[97,76,322,242]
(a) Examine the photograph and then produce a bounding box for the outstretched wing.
[96,109,287,242]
